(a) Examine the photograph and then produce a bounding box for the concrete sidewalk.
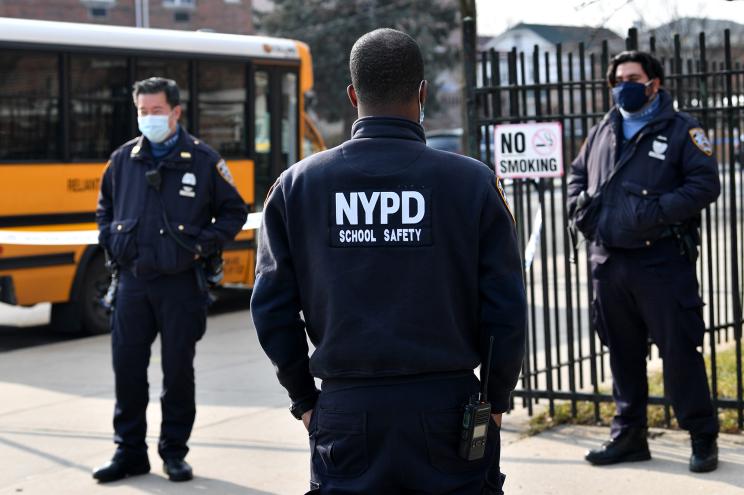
[1,306,742,494]
[501,425,744,495]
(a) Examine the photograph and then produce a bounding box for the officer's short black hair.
[607,50,664,87]
[349,28,424,107]
[132,77,180,107]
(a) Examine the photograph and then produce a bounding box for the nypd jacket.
[96,128,247,278]
[250,117,527,414]
[567,90,720,249]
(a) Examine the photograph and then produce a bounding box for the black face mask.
[612,80,653,112]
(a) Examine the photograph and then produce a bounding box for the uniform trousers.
[591,239,719,438]
[111,269,207,461]
[306,372,504,495]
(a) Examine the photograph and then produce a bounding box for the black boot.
[585,427,651,466]
[689,433,718,473]
[163,458,193,481]
[92,454,150,483]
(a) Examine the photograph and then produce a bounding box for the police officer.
[251,29,526,494]
[92,77,247,482]
[568,51,720,472]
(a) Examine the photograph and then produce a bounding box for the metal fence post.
[463,16,479,159]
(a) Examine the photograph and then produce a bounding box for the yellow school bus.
[0,17,324,334]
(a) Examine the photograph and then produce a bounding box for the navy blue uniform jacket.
[568,90,720,249]
[251,117,527,414]
[96,128,247,278]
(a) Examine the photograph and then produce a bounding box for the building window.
[89,7,108,18]
[174,11,191,22]
[82,0,115,19]
[224,0,241,3]
[163,0,196,9]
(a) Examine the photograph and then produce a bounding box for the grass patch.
[528,345,742,435]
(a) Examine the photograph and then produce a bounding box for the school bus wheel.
[80,252,111,334]
[50,251,111,335]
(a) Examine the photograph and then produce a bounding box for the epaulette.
[113,136,140,156]
[187,135,220,162]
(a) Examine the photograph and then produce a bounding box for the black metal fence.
[470,28,744,429]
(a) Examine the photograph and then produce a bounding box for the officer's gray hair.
[132,77,181,108]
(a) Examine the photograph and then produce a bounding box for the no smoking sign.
[494,122,564,179]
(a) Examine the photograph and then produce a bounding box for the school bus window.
[197,60,246,158]
[69,55,129,160]
[254,71,271,154]
[0,50,59,160]
[136,58,191,132]
[281,72,298,167]
[254,70,271,208]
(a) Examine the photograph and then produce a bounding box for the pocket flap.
[317,410,365,434]
[676,291,704,309]
[621,181,660,197]
[110,218,138,233]
[169,222,201,237]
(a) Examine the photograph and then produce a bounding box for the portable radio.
[459,336,494,461]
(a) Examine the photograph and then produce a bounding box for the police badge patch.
[496,178,515,224]
[216,159,236,186]
[182,172,197,186]
[689,128,713,156]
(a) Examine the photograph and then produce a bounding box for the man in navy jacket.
[93,77,246,483]
[251,29,526,494]
[568,51,720,472]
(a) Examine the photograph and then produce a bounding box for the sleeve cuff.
[290,389,320,419]
[490,390,512,414]
[98,230,111,252]
[195,229,219,256]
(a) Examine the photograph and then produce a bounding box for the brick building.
[0,0,255,34]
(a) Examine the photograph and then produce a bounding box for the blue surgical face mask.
[138,114,172,143]
[612,80,653,112]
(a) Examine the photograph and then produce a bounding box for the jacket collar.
[130,127,195,168]
[350,116,426,143]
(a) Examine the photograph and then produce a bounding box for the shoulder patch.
[264,179,280,209]
[689,128,713,156]
[496,178,515,224]
[215,159,236,186]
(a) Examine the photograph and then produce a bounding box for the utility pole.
[142,0,150,28]
[135,0,142,27]
[135,0,150,28]
[460,0,478,159]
